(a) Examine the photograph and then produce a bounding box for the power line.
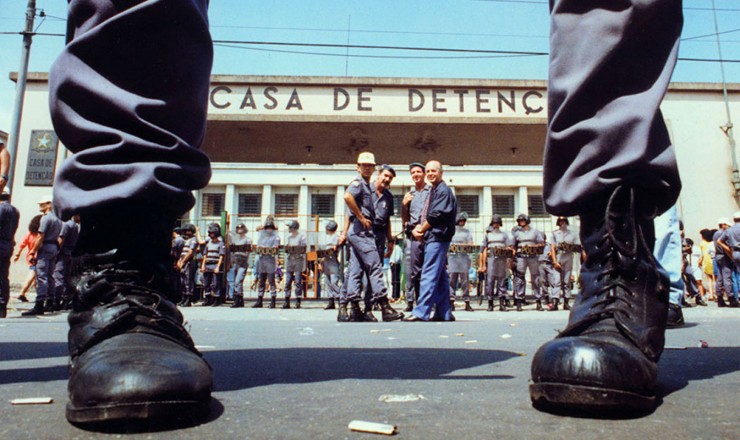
[473,0,740,12]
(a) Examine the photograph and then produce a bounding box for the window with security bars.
[311,194,335,217]
[274,194,298,216]
[392,195,403,217]
[238,193,261,215]
[528,194,548,217]
[456,195,479,218]
[201,193,225,217]
[492,195,515,216]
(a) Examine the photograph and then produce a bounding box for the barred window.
[238,193,262,215]
[456,194,479,218]
[492,195,515,216]
[311,194,335,217]
[201,193,225,217]
[274,194,298,216]
[528,194,548,217]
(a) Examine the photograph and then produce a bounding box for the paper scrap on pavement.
[501,334,512,339]
[465,340,478,344]
[11,397,53,405]
[439,335,449,338]
[349,420,398,435]
[455,333,465,337]
[378,394,424,402]
[699,340,709,348]
[298,327,314,336]
[370,329,381,334]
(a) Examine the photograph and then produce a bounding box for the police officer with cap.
[229,222,252,308]
[401,161,431,312]
[480,214,513,311]
[448,211,475,311]
[511,213,545,311]
[340,152,403,322]
[283,220,307,309]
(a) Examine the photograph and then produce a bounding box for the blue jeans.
[653,205,685,306]
[412,241,452,321]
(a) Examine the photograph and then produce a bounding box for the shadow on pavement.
[657,346,740,398]
[0,342,68,361]
[206,347,520,391]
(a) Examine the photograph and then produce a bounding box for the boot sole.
[529,382,655,413]
[66,398,211,425]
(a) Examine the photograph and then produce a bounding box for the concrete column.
[517,186,529,216]
[336,185,345,226]
[262,185,273,219]
[482,186,493,225]
[225,184,236,226]
[299,185,310,220]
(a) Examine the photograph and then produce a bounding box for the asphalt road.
[1,300,737,439]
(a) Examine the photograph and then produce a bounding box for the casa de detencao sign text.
[209,84,546,119]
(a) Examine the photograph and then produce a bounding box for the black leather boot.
[530,186,670,413]
[349,301,364,322]
[210,296,223,307]
[282,298,291,309]
[230,296,244,308]
[252,297,263,308]
[547,299,559,311]
[22,301,45,317]
[450,300,456,311]
[363,307,378,322]
[379,297,404,322]
[695,295,707,307]
[0,304,6,318]
[324,298,336,310]
[295,297,301,309]
[44,298,55,312]
[269,297,276,309]
[487,300,494,312]
[181,295,192,308]
[65,252,212,426]
[536,300,544,311]
[515,299,523,312]
[717,296,727,308]
[728,298,740,308]
[666,303,684,328]
[464,301,474,312]
[202,295,214,307]
[404,301,413,312]
[563,298,571,310]
[337,303,350,322]
[499,297,508,312]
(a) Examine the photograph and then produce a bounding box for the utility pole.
[712,0,739,196]
[6,0,37,197]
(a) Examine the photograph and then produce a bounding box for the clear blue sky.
[1,0,738,131]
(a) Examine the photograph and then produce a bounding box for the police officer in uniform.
[480,215,512,312]
[253,219,280,308]
[538,236,557,307]
[176,224,198,307]
[320,220,341,310]
[362,164,396,321]
[0,190,19,318]
[511,213,545,312]
[448,212,475,312]
[53,214,81,310]
[201,223,226,306]
[341,152,403,322]
[716,215,740,307]
[229,223,252,308]
[547,216,580,311]
[283,220,307,309]
[401,162,430,312]
[23,196,63,316]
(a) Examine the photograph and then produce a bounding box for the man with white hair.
[716,214,740,308]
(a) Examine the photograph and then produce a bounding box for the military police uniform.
[481,217,512,311]
[53,218,80,310]
[320,221,341,309]
[511,214,545,310]
[254,225,280,308]
[27,199,63,314]
[283,221,307,309]
[228,224,252,308]
[448,213,474,309]
[363,178,394,315]
[202,226,226,306]
[549,219,580,309]
[538,241,557,304]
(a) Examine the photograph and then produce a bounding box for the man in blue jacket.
[404,160,457,322]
